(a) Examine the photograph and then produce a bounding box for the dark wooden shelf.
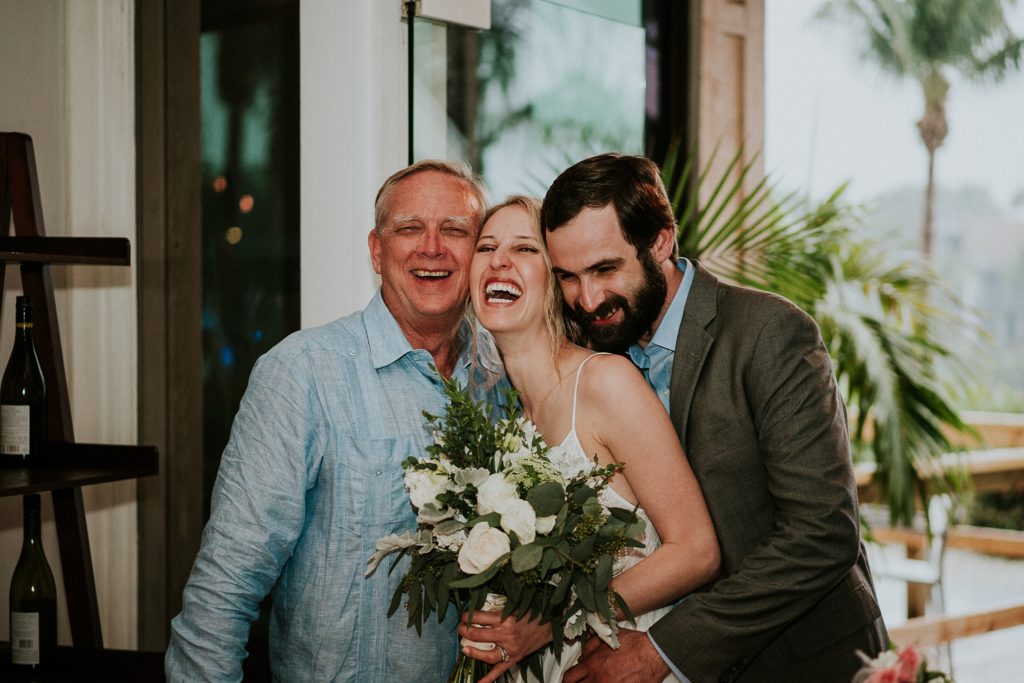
[0,642,165,682]
[0,443,157,497]
[0,236,131,265]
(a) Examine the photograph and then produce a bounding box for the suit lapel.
[669,262,719,444]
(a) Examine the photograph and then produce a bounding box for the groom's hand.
[564,629,670,683]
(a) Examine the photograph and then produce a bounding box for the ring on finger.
[498,645,510,663]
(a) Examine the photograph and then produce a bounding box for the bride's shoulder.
[577,353,647,396]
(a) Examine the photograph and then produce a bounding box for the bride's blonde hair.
[476,195,566,357]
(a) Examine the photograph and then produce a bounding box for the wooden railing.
[856,412,1024,652]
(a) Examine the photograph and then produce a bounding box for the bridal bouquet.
[366,377,644,682]
[852,644,951,683]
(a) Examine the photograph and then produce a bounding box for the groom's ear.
[650,225,677,263]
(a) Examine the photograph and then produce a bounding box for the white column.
[300,0,409,327]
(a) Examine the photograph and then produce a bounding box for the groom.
[543,154,887,682]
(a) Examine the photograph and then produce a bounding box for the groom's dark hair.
[540,153,677,257]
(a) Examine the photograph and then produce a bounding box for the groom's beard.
[566,251,668,354]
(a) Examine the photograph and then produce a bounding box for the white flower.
[585,612,618,648]
[457,523,510,574]
[453,467,490,490]
[500,432,523,453]
[563,607,586,640]
[417,501,455,524]
[546,444,591,481]
[364,530,432,576]
[405,468,451,509]
[435,526,467,551]
[536,515,557,535]
[476,473,519,515]
[499,498,537,545]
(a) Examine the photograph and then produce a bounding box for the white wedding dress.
[510,353,679,683]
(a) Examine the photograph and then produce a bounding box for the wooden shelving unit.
[1,131,159,657]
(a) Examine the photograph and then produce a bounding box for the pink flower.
[866,669,899,683]
[896,646,922,682]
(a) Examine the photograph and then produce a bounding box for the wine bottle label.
[1,404,31,455]
[11,611,41,665]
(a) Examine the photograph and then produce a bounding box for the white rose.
[499,498,537,545]
[536,514,557,535]
[457,523,511,574]
[476,473,519,515]
[405,468,450,509]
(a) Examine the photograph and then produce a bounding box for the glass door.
[412,0,648,198]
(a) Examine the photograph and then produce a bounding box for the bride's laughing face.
[471,205,549,336]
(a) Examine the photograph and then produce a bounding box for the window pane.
[413,0,646,198]
[200,5,300,512]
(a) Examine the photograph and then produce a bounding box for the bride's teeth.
[485,281,522,301]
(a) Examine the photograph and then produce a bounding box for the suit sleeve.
[649,303,862,679]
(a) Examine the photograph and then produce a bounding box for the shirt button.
[375,469,382,477]
[348,350,357,357]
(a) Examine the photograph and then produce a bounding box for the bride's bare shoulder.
[577,353,649,400]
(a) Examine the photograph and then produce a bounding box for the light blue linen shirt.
[626,258,694,412]
[166,290,504,683]
[627,259,696,683]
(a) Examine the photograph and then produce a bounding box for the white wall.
[0,0,410,649]
[299,0,408,327]
[0,0,138,650]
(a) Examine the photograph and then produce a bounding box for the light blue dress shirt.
[627,259,696,683]
[627,258,694,412]
[165,290,504,683]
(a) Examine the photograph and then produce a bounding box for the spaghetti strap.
[570,353,610,434]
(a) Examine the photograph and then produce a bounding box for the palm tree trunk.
[923,147,936,259]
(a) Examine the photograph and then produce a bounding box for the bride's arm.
[582,355,721,617]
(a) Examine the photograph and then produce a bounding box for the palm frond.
[660,144,979,525]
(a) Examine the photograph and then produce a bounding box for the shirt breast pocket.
[335,434,419,536]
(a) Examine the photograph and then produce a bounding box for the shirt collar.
[365,290,416,370]
[646,258,693,352]
[364,290,502,377]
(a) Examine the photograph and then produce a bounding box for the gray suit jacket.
[648,262,887,683]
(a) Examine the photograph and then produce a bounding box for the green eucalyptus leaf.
[594,554,613,592]
[512,543,543,573]
[467,512,501,528]
[526,481,565,516]
[575,575,596,613]
[448,554,509,588]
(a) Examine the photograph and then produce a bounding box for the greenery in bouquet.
[852,644,951,683]
[365,376,645,682]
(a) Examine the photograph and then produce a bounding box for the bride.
[458,196,720,683]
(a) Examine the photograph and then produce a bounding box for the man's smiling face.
[369,170,482,333]
[546,204,667,352]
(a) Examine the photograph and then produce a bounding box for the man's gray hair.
[373,159,487,234]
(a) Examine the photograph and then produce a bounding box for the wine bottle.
[1,295,47,466]
[8,494,57,672]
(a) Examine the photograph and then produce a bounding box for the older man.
[166,160,503,682]
[544,153,887,683]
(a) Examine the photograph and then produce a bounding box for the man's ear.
[651,225,677,263]
[368,229,383,275]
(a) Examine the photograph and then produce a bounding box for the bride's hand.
[458,610,553,683]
